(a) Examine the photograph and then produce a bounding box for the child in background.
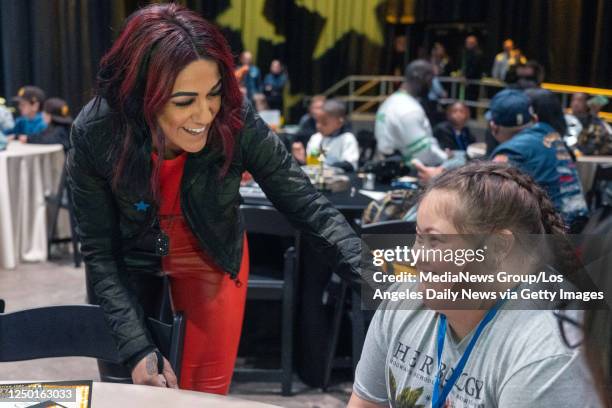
[306,99,359,171]
[433,101,475,151]
[4,86,47,138]
[21,98,72,151]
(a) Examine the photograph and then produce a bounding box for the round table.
[90,382,281,407]
[0,381,280,407]
[242,173,392,221]
[0,141,65,269]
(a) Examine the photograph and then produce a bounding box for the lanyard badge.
[431,302,503,408]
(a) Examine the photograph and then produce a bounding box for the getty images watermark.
[359,234,610,310]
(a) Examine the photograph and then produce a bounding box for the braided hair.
[423,162,585,289]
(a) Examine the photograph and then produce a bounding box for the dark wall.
[415,0,612,88]
[0,0,610,118]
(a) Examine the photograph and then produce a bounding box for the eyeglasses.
[553,309,584,349]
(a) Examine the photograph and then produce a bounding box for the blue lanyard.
[431,304,503,408]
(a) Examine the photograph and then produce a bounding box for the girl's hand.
[131,351,179,389]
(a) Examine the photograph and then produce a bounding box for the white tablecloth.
[576,155,612,192]
[0,142,65,269]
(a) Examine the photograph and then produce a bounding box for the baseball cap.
[12,86,46,105]
[43,98,73,125]
[587,95,609,108]
[485,89,534,127]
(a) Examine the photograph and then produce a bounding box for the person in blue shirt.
[237,51,261,102]
[488,89,588,231]
[4,86,47,138]
[19,97,72,151]
[263,59,287,111]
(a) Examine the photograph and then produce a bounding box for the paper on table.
[358,189,387,201]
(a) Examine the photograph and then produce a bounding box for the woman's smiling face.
[156,59,223,158]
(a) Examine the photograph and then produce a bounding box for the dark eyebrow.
[170,91,197,98]
[170,79,222,98]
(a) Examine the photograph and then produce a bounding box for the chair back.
[359,219,416,235]
[240,205,296,238]
[0,304,184,380]
[0,304,121,363]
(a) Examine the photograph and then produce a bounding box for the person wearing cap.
[489,89,588,229]
[21,98,72,151]
[4,86,47,138]
[586,95,612,135]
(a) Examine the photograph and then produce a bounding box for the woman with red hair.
[67,3,362,394]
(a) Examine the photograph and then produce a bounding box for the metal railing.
[315,75,612,123]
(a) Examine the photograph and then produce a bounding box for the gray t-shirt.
[354,296,603,407]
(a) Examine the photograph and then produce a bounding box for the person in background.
[460,35,484,113]
[374,60,448,167]
[524,89,568,137]
[461,35,484,80]
[429,42,450,76]
[565,92,612,156]
[0,98,11,149]
[570,92,590,119]
[486,61,545,154]
[505,60,544,90]
[0,97,15,134]
[564,92,589,144]
[263,59,287,111]
[237,51,261,102]
[252,93,269,112]
[297,94,326,140]
[20,98,72,151]
[4,86,47,138]
[306,99,359,171]
[390,35,408,76]
[433,101,474,151]
[488,89,588,230]
[426,63,447,126]
[491,39,527,81]
[587,95,612,134]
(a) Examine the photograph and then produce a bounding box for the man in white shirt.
[375,60,448,167]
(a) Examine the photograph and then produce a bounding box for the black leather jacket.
[66,98,362,368]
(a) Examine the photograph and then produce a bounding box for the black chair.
[356,129,376,167]
[47,164,81,267]
[233,205,299,396]
[322,219,416,389]
[0,303,185,381]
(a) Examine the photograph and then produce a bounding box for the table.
[242,173,392,221]
[0,381,281,407]
[90,382,281,407]
[0,141,65,269]
[576,155,612,192]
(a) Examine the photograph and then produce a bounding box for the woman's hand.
[131,351,179,388]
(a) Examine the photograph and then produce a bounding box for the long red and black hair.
[95,3,243,194]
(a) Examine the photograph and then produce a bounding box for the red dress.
[154,152,249,394]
